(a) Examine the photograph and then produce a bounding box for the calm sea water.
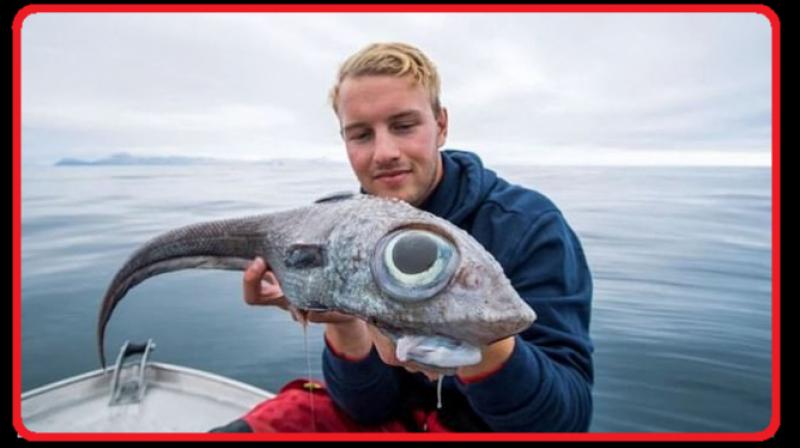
[20,161,773,433]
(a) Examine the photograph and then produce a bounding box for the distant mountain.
[54,152,348,167]
[55,152,220,166]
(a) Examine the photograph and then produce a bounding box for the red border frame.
[11,3,781,442]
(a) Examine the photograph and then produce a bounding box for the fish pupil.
[392,234,437,274]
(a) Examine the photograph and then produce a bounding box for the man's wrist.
[324,320,372,361]
[456,336,515,383]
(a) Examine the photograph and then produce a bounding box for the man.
[212,42,593,433]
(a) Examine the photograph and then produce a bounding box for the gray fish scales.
[97,194,536,371]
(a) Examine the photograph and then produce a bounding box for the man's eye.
[349,132,371,142]
[394,123,417,132]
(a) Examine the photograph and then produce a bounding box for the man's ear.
[436,107,449,148]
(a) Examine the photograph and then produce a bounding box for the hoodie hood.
[419,149,497,225]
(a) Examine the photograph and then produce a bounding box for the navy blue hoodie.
[323,149,594,432]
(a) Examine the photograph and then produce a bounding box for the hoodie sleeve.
[456,209,594,432]
[321,338,404,426]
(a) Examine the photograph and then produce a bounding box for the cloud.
[21,11,772,166]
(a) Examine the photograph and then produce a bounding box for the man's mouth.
[374,169,412,186]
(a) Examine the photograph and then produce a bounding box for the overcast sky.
[21,12,772,166]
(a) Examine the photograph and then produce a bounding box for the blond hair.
[329,42,442,116]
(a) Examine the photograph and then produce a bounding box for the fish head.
[326,197,537,371]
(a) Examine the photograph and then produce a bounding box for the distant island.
[54,152,342,166]
[55,152,221,166]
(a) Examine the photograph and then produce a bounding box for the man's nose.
[373,128,401,163]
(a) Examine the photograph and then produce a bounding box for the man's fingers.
[244,257,286,306]
[260,270,280,289]
[243,258,265,304]
[244,257,265,282]
[258,269,286,302]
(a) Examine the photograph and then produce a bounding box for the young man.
[213,42,593,432]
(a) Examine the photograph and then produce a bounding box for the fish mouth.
[379,328,483,374]
[396,334,482,373]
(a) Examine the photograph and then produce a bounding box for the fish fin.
[314,191,356,203]
[284,244,325,269]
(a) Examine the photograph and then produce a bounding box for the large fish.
[97,193,537,373]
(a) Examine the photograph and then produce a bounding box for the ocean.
[20,161,773,432]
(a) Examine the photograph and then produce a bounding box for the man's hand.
[243,256,355,324]
[243,257,289,307]
[456,336,515,381]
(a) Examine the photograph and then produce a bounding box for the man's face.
[336,75,448,206]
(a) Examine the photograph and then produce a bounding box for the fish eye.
[385,231,443,283]
[372,229,459,302]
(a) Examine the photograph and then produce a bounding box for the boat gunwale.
[21,362,275,401]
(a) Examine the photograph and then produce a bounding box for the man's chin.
[368,186,413,203]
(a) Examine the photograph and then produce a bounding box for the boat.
[21,339,275,433]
